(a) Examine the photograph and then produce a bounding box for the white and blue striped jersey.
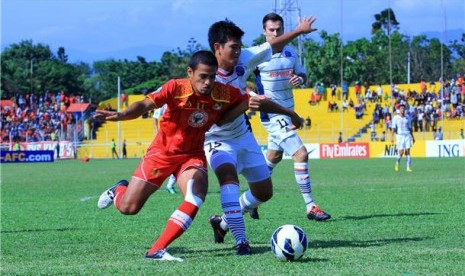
[255,45,305,113]
[392,115,412,135]
[152,103,167,119]
[205,42,273,141]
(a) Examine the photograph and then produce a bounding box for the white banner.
[260,143,320,159]
[3,141,76,159]
[425,140,465,158]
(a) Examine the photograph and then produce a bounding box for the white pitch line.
[80,196,97,202]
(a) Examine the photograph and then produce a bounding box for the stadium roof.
[1,100,13,109]
[66,103,90,113]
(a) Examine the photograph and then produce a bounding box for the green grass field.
[1,157,464,275]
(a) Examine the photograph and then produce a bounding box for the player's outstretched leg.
[146,176,204,262]
[97,180,129,209]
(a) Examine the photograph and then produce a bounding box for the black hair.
[262,12,284,29]
[188,50,218,70]
[208,19,244,52]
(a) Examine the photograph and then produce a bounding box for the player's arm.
[94,98,155,122]
[216,100,249,126]
[289,48,307,86]
[249,94,303,129]
[269,16,317,53]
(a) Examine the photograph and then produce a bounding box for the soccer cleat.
[165,186,177,194]
[395,164,399,172]
[97,180,129,209]
[209,215,228,243]
[406,168,413,172]
[145,249,184,262]
[236,241,252,255]
[249,207,259,220]
[307,205,331,221]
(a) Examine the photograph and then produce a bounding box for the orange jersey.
[146,79,246,155]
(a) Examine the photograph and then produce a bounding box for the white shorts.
[263,114,303,156]
[204,131,270,183]
[396,134,413,150]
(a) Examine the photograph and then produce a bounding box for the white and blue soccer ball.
[271,224,308,261]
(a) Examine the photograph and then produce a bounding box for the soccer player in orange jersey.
[95,50,248,262]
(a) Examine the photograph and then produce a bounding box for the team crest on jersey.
[188,110,208,127]
[212,102,223,110]
[235,66,245,76]
[284,50,292,57]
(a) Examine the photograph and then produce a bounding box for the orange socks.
[114,185,128,210]
[147,201,199,254]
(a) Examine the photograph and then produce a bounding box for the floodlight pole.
[407,35,411,84]
[117,76,121,158]
[339,0,344,140]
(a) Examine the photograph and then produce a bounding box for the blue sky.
[1,0,464,64]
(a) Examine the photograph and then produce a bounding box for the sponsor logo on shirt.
[269,69,293,78]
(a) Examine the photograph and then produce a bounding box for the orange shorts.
[132,150,207,187]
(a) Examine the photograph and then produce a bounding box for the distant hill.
[65,44,173,64]
[420,28,464,43]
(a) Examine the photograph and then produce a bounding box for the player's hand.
[289,75,304,87]
[249,94,268,110]
[289,114,304,130]
[94,110,121,121]
[297,16,317,34]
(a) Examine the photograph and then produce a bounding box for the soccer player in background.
[95,51,248,262]
[205,17,315,255]
[111,138,118,159]
[254,12,330,221]
[391,104,415,172]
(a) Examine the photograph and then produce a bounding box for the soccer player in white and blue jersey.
[391,104,415,171]
[205,17,317,255]
[255,12,330,221]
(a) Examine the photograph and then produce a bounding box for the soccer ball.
[271,224,308,261]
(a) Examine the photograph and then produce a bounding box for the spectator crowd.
[1,91,88,143]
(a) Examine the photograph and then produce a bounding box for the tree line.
[1,9,464,104]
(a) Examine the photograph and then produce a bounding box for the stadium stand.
[77,81,465,159]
